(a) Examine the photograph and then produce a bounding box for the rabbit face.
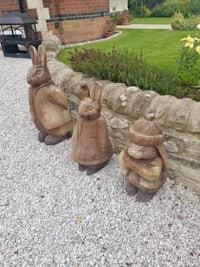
[27,65,51,87]
[27,45,51,87]
[78,98,100,120]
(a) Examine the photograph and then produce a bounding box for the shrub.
[182,18,200,31]
[187,0,200,16]
[110,9,132,25]
[152,0,182,17]
[177,35,200,86]
[152,0,200,18]
[69,47,179,96]
[128,0,164,17]
[141,5,152,17]
[110,8,121,24]
[171,12,200,30]
[171,11,185,30]
[193,15,200,27]
[104,19,116,37]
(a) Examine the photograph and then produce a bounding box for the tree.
[128,0,165,16]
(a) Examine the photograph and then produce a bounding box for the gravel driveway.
[0,51,199,267]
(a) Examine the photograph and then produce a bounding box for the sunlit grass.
[59,29,199,70]
[130,17,171,24]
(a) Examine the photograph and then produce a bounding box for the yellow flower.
[196,46,200,54]
[181,35,194,43]
[194,37,200,42]
[76,216,82,222]
[185,42,194,48]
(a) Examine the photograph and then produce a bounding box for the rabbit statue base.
[27,45,72,145]
[78,161,109,176]
[71,82,113,175]
[38,131,72,145]
[118,113,168,202]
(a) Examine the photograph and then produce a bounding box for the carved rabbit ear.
[91,82,101,104]
[29,45,37,65]
[37,45,47,68]
[80,81,90,99]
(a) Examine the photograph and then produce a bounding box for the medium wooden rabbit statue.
[27,45,72,145]
[71,81,113,175]
[118,113,168,202]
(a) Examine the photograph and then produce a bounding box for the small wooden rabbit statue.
[118,113,168,202]
[71,81,113,175]
[27,45,72,145]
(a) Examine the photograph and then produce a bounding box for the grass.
[58,28,200,101]
[130,17,171,24]
[59,29,199,70]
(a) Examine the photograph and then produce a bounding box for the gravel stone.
[0,51,200,267]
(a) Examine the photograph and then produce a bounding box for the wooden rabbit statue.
[71,81,113,175]
[27,45,72,145]
[118,113,168,202]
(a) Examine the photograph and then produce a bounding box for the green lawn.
[130,17,171,24]
[59,29,199,70]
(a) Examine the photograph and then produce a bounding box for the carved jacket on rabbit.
[71,82,113,166]
[27,45,72,137]
[118,114,168,193]
[119,145,167,193]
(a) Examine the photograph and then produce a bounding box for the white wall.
[110,0,128,12]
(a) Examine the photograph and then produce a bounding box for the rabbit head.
[78,82,101,120]
[27,45,51,87]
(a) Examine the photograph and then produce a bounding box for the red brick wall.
[49,0,109,14]
[0,0,36,17]
[0,0,110,44]
[65,17,109,44]
[45,0,110,44]
[0,0,20,15]
[43,0,58,16]
[48,17,109,44]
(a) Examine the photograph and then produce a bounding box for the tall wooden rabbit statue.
[71,81,113,175]
[27,45,72,145]
[118,113,168,202]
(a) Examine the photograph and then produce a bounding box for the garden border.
[43,37,200,193]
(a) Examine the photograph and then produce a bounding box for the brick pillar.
[26,0,51,40]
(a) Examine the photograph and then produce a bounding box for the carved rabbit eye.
[34,67,42,74]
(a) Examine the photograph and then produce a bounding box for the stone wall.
[46,56,200,193]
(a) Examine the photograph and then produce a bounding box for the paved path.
[117,24,172,30]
